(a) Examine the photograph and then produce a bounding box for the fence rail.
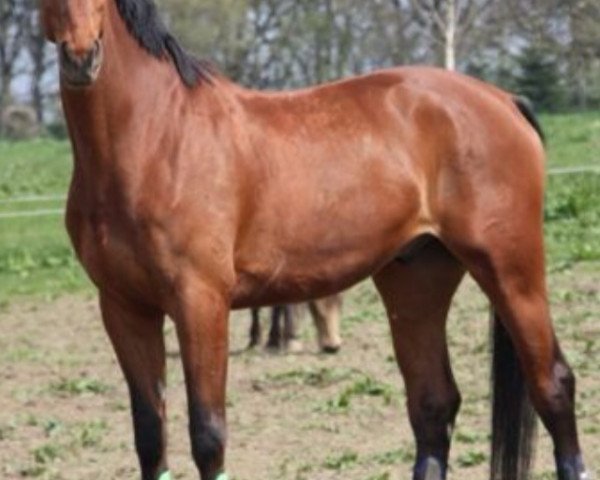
[548,166,600,175]
[0,194,66,204]
[0,209,64,219]
[0,165,598,220]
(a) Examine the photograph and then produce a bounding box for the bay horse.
[249,295,343,352]
[40,0,591,479]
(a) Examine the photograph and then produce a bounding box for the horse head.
[40,0,107,87]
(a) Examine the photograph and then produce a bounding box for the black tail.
[491,311,537,480]
[514,96,546,144]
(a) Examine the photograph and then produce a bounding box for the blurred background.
[0,0,599,138]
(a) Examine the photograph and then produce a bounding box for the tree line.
[1,0,599,137]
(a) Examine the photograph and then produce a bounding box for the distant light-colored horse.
[249,295,342,353]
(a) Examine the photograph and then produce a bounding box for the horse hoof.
[320,343,341,354]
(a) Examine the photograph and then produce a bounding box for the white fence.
[0,165,598,220]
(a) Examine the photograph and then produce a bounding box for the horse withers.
[40,0,591,479]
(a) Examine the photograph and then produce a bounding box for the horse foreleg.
[173,282,229,480]
[373,240,465,480]
[99,293,168,480]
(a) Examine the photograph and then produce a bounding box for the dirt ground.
[0,263,598,480]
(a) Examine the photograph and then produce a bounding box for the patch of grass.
[545,173,600,263]
[74,420,109,448]
[265,366,355,388]
[42,419,64,438]
[48,377,109,397]
[366,473,391,480]
[456,450,487,468]
[322,374,396,412]
[0,139,92,304]
[542,111,600,168]
[371,448,414,466]
[2,344,44,362]
[18,418,110,478]
[32,442,62,466]
[323,450,359,470]
[0,139,72,198]
[342,281,384,326]
[0,422,16,440]
[454,429,488,445]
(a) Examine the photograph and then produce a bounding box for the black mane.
[114,0,213,87]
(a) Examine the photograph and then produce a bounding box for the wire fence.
[0,165,598,220]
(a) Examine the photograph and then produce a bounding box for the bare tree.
[408,0,495,70]
[7,0,594,125]
[566,0,600,108]
[0,0,27,132]
[24,2,56,124]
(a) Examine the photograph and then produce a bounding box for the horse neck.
[61,1,179,188]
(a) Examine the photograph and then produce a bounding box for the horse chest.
[71,212,164,300]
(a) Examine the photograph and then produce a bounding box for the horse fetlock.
[413,455,447,480]
[190,423,225,467]
[189,409,226,474]
[130,391,165,476]
[556,455,591,480]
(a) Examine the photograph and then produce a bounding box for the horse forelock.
[114,0,214,87]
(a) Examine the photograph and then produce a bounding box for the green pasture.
[0,112,599,304]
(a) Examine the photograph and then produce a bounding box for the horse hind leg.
[443,215,589,480]
[373,238,465,480]
[281,304,305,353]
[266,306,284,350]
[248,308,262,349]
[309,294,343,354]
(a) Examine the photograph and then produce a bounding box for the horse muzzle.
[59,40,103,88]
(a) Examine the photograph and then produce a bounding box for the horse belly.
[231,181,425,308]
[231,252,385,308]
